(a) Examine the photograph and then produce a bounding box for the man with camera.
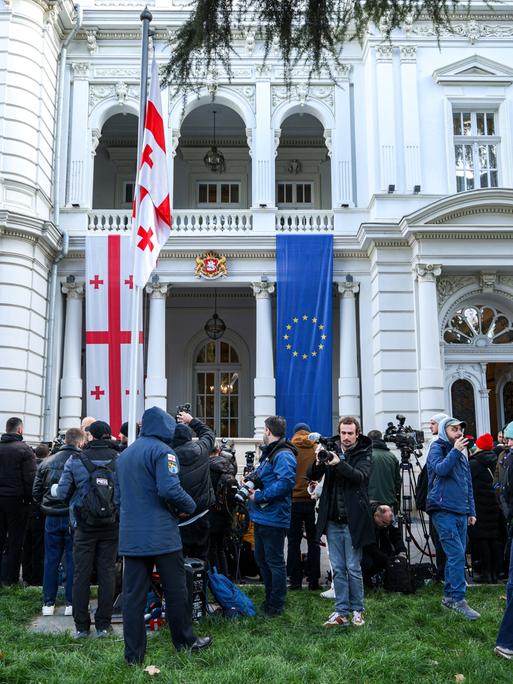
[246,416,296,617]
[361,504,406,588]
[426,416,479,620]
[308,416,374,627]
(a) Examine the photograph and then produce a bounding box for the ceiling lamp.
[204,289,226,340]
[204,109,226,174]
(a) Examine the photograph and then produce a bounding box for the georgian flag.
[85,234,144,435]
[132,55,171,287]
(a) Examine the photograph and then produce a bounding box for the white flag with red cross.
[132,55,171,287]
[85,234,144,436]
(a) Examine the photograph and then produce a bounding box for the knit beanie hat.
[293,422,311,434]
[430,412,449,425]
[173,423,192,447]
[88,420,112,440]
[475,433,494,452]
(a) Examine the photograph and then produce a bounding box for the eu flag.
[276,234,333,437]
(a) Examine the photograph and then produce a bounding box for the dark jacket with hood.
[291,430,316,502]
[0,433,36,500]
[32,444,81,516]
[426,417,476,517]
[368,439,401,508]
[115,407,196,556]
[54,438,120,529]
[248,438,297,529]
[172,418,215,518]
[469,449,501,539]
[308,434,374,549]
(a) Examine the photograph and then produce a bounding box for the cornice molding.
[0,211,61,254]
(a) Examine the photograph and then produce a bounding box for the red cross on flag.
[85,234,144,435]
[132,55,171,287]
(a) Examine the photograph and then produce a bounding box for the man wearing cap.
[53,420,119,638]
[427,416,479,620]
[287,423,321,591]
[425,413,449,581]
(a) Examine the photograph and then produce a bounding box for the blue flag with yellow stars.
[276,234,333,437]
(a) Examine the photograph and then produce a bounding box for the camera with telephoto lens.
[234,470,263,504]
[243,450,256,477]
[175,403,192,419]
[308,432,339,464]
[384,414,424,457]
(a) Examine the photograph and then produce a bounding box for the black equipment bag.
[415,465,428,513]
[184,558,208,621]
[384,556,416,594]
[78,455,117,527]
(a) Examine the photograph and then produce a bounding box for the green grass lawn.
[0,584,511,684]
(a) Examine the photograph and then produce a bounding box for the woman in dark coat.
[469,433,504,583]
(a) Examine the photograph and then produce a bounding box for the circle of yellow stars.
[283,314,328,359]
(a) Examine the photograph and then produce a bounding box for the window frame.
[196,181,242,209]
[452,109,500,192]
[276,181,315,208]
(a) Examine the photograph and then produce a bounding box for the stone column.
[400,46,422,192]
[59,281,84,431]
[145,282,169,410]
[477,362,491,434]
[338,281,361,419]
[415,264,445,429]
[68,63,91,208]
[251,66,276,233]
[375,45,397,191]
[331,64,353,208]
[252,280,276,437]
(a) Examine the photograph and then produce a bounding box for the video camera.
[308,432,339,464]
[175,403,192,419]
[51,433,66,454]
[384,415,424,458]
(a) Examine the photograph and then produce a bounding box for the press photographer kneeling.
[361,505,406,589]
[307,417,374,628]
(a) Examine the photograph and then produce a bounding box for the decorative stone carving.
[379,11,393,36]
[93,67,139,80]
[271,85,334,110]
[403,12,414,34]
[245,127,253,158]
[400,45,417,62]
[335,63,352,80]
[436,275,478,308]
[499,275,513,289]
[61,282,84,299]
[376,44,394,62]
[170,128,180,159]
[323,129,332,158]
[273,128,281,157]
[44,3,58,26]
[256,64,271,79]
[245,28,256,57]
[412,21,513,43]
[271,35,280,57]
[91,128,101,156]
[251,281,275,299]
[86,30,98,54]
[72,63,89,81]
[230,85,255,111]
[414,263,442,283]
[115,81,128,106]
[89,84,139,112]
[145,283,169,298]
[205,69,218,98]
[480,272,497,293]
[338,281,360,297]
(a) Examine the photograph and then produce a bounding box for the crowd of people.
[1,408,513,662]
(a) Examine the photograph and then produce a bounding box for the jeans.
[287,501,321,588]
[0,496,28,584]
[253,523,287,613]
[431,511,467,602]
[43,515,74,605]
[506,539,513,605]
[123,551,195,664]
[326,521,364,614]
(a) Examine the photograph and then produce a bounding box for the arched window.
[504,381,513,426]
[194,340,240,437]
[444,304,513,346]
[451,379,477,438]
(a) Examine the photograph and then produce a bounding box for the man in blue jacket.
[247,415,296,617]
[116,406,211,665]
[427,416,479,620]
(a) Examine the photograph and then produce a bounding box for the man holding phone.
[427,416,479,620]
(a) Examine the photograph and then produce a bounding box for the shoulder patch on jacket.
[167,453,178,474]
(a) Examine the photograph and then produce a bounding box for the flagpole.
[128,6,153,445]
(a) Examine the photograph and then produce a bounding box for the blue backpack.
[208,567,256,618]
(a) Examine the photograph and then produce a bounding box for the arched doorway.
[451,379,477,437]
[194,339,241,437]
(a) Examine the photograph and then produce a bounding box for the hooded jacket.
[115,407,196,556]
[32,444,81,516]
[469,449,501,539]
[291,430,316,502]
[248,438,297,529]
[54,438,120,529]
[0,433,36,500]
[308,434,374,549]
[426,417,476,517]
[172,418,215,518]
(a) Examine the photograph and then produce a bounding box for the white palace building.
[1,0,513,445]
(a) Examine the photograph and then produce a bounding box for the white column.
[331,64,353,209]
[59,281,84,431]
[145,282,169,410]
[252,280,276,437]
[375,45,397,191]
[477,362,491,434]
[400,46,422,192]
[168,127,180,210]
[68,63,91,208]
[338,281,361,419]
[415,264,445,429]
[251,66,276,232]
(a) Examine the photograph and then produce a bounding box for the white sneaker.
[323,612,350,627]
[320,587,335,599]
[64,605,73,617]
[352,610,365,627]
[42,604,55,616]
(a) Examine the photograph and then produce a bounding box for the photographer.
[308,416,374,628]
[247,416,297,617]
[172,411,216,563]
[208,443,237,577]
[361,505,406,588]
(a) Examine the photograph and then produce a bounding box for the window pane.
[125,183,134,204]
[206,342,216,362]
[208,184,217,203]
[480,173,489,188]
[206,395,214,417]
[465,145,474,189]
[220,419,228,437]
[220,395,228,417]
[479,145,489,170]
[220,342,229,363]
[196,344,206,363]
[198,184,207,203]
[463,112,472,135]
[489,144,497,168]
[476,112,485,135]
[230,374,239,393]
[296,184,304,203]
[229,419,238,437]
[490,170,498,187]
[486,113,495,135]
[231,184,239,203]
[453,112,462,135]
[230,346,239,363]
[305,184,312,203]
[196,396,204,417]
[285,184,293,203]
[277,184,284,203]
[221,184,229,203]
[197,373,205,393]
[230,396,238,416]
[206,372,215,393]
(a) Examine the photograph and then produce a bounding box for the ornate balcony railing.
[88,210,132,232]
[172,210,253,232]
[276,211,334,231]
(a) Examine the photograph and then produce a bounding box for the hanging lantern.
[204,289,226,340]
[204,109,226,174]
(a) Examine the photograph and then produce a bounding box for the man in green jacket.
[367,430,401,512]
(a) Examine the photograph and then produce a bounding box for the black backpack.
[384,556,416,594]
[78,455,117,527]
[214,473,239,512]
[415,465,428,512]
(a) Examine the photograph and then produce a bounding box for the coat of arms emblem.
[194,252,228,279]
